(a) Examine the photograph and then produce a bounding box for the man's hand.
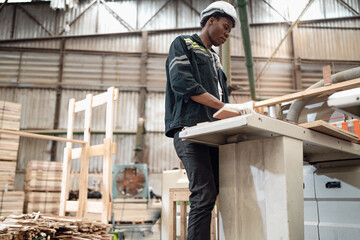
[222,101,254,115]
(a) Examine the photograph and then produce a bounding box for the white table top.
[179,113,360,163]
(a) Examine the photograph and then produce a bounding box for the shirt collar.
[192,33,215,54]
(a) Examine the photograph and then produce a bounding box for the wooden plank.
[0,129,86,144]
[170,188,191,202]
[254,77,360,108]
[213,79,360,119]
[169,190,176,240]
[77,94,92,218]
[299,120,360,143]
[102,138,112,224]
[211,208,216,240]
[60,98,75,216]
[71,142,116,159]
[180,202,187,240]
[213,108,243,120]
[74,88,117,113]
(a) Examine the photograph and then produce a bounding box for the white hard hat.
[201,1,240,30]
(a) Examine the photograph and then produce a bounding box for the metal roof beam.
[58,0,97,36]
[140,0,171,30]
[18,5,54,37]
[337,0,359,16]
[100,0,134,31]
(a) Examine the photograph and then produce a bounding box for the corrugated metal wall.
[294,18,360,61]
[0,88,56,128]
[0,0,359,192]
[65,34,142,52]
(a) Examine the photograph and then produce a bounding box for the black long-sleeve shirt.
[165,33,229,138]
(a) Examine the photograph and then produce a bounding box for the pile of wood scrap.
[0,191,24,217]
[24,161,63,214]
[0,101,21,191]
[0,213,112,240]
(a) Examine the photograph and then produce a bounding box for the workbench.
[179,112,360,240]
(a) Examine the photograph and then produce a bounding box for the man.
[164,1,241,239]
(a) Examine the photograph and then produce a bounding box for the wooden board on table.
[299,120,360,143]
[213,108,241,119]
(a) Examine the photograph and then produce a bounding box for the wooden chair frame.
[59,87,118,224]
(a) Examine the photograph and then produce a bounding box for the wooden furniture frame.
[169,188,217,240]
[59,87,118,224]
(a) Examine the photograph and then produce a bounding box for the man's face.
[208,17,233,47]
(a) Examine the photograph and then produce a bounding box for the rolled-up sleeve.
[167,37,207,100]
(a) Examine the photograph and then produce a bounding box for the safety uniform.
[165,33,229,138]
[165,33,230,240]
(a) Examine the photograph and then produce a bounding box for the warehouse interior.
[0,0,359,239]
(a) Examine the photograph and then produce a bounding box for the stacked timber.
[24,161,62,214]
[0,192,25,217]
[0,213,112,240]
[0,101,21,191]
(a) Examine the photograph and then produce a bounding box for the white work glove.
[222,101,254,115]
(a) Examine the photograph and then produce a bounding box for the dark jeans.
[173,131,219,240]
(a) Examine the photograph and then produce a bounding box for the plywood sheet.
[299,120,360,143]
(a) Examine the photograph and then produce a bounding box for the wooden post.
[102,87,116,223]
[77,94,93,218]
[169,190,176,240]
[180,201,187,240]
[59,98,75,216]
[323,65,332,86]
[211,206,216,240]
[102,137,112,223]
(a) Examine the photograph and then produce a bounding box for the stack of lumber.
[24,161,62,214]
[0,101,21,191]
[0,213,112,240]
[0,192,24,217]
